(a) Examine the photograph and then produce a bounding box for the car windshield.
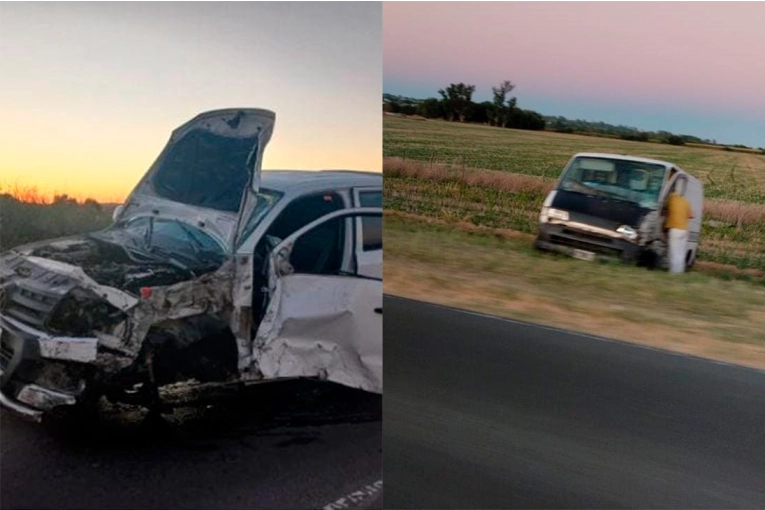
[236,188,284,248]
[116,217,226,268]
[557,156,667,209]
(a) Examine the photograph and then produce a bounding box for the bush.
[665,134,685,146]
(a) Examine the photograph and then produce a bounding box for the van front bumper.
[535,222,641,262]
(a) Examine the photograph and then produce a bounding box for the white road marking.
[322,480,382,509]
[385,295,765,374]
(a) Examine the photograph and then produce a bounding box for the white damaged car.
[0,108,382,421]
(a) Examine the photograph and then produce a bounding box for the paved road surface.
[383,295,765,509]
[1,380,381,509]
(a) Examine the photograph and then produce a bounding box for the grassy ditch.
[384,213,765,369]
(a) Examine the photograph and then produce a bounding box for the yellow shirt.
[665,192,693,230]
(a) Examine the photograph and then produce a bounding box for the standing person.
[664,181,695,273]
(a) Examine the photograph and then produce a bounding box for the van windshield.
[557,156,667,209]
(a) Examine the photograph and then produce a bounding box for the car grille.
[4,284,60,329]
[1,255,73,330]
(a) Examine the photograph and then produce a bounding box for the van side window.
[358,190,382,251]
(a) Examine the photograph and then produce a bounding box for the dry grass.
[385,156,554,195]
[0,183,50,205]
[704,199,765,228]
[0,193,113,251]
[385,210,765,283]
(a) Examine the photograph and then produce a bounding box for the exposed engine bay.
[28,236,208,296]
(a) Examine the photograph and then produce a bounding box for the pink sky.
[384,2,765,116]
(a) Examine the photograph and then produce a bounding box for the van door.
[684,178,703,266]
[660,169,686,217]
[661,171,700,267]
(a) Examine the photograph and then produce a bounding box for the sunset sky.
[384,2,765,148]
[0,2,381,203]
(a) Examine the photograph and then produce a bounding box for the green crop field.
[384,116,765,367]
[384,116,765,272]
[384,116,765,203]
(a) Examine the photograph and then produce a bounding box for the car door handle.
[374,307,382,315]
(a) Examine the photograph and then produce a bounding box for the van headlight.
[616,225,638,241]
[540,207,569,223]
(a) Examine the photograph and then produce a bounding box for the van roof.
[572,152,676,168]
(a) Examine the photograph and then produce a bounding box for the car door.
[252,208,382,393]
[353,187,382,279]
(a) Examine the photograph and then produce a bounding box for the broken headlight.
[616,225,638,241]
[540,207,569,223]
[48,288,127,337]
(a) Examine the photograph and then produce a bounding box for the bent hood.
[550,189,651,230]
[115,108,275,250]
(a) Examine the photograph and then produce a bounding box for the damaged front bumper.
[535,222,642,262]
[0,316,87,421]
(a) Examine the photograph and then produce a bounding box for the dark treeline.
[383,81,546,131]
[384,87,763,152]
[546,117,704,147]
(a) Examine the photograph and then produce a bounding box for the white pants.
[668,228,688,274]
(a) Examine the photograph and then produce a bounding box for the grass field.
[384,116,765,366]
[384,117,765,272]
[385,116,765,203]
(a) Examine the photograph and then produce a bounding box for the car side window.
[254,190,346,276]
[289,216,346,275]
[264,191,344,242]
[357,190,382,251]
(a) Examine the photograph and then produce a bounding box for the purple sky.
[384,2,765,147]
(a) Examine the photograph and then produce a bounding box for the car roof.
[572,152,675,168]
[261,170,382,193]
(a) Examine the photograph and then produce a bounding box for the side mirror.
[112,205,124,223]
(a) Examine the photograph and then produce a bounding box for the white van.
[534,152,703,269]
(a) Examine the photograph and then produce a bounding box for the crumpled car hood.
[115,108,275,250]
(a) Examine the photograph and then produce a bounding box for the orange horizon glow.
[0,112,382,204]
[0,3,382,204]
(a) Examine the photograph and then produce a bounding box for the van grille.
[550,234,623,258]
[561,228,614,245]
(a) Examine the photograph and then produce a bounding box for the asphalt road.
[0,380,382,510]
[383,295,765,509]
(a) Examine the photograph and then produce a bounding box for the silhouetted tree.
[417,98,444,119]
[438,83,476,122]
[491,80,516,127]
